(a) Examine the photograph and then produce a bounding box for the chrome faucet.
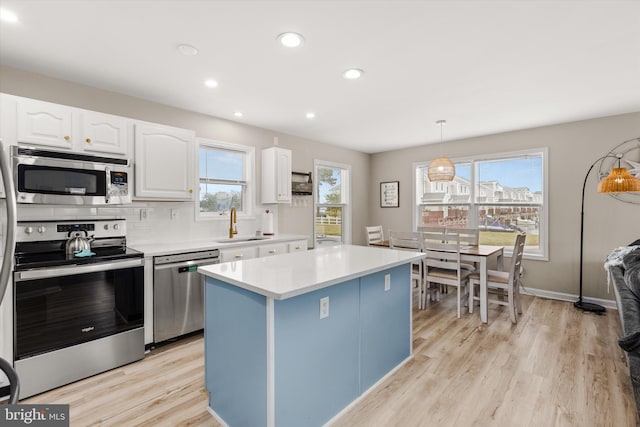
[229,207,237,238]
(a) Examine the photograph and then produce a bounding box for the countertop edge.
[199,246,424,300]
[130,234,309,257]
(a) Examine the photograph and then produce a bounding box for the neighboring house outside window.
[314,160,352,247]
[197,138,255,219]
[414,148,548,259]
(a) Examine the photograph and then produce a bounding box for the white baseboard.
[519,286,618,310]
[207,405,230,427]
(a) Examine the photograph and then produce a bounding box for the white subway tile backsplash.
[53,207,98,218]
[16,206,55,219]
[11,200,264,247]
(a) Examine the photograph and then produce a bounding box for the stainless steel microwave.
[12,146,131,205]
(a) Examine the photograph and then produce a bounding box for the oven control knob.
[37,226,47,234]
[104,224,109,230]
[113,224,120,230]
[25,227,34,235]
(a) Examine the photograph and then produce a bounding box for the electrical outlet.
[319,296,329,319]
[140,209,148,221]
[384,274,391,291]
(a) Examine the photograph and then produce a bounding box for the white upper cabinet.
[78,110,128,156]
[16,97,73,150]
[133,122,195,200]
[262,147,292,204]
[12,95,129,157]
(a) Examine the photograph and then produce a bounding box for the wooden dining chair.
[417,226,446,241]
[445,227,480,271]
[468,232,526,323]
[445,227,479,246]
[389,230,424,308]
[423,234,472,318]
[365,225,384,245]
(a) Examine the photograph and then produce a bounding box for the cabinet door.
[258,243,288,257]
[219,246,259,263]
[16,98,73,149]
[287,240,308,252]
[262,147,292,204]
[275,149,292,202]
[80,111,128,156]
[134,122,195,200]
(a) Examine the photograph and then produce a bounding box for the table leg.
[480,257,488,323]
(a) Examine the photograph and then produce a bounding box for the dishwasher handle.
[153,258,219,271]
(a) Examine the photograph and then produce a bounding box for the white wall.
[370,113,640,301]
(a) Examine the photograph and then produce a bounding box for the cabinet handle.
[86,138,91,143]
[269,249,277,254]
[64,135,70,141]
[234,254,243,258]
[295,245,301,250]
[189,189,193,193]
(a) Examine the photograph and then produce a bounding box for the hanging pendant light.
[597,155,640,193]
[427,120,456,181]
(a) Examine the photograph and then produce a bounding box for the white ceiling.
[1,0,639,153]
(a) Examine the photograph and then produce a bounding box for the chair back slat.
[445,227,479,246]
[365,225,384,245]
[388,230,422,251]
[424,238,461,271]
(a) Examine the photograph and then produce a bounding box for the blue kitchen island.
[198,244,423,427]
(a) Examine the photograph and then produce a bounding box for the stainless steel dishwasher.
[153,249,219,342]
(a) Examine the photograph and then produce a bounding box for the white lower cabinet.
[258,243,288,257]
[287,240,308,252]
[219,246,259,263]
[219,238,308,263]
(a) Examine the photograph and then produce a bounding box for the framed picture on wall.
[380,181,399,208]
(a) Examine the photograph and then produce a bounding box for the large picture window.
[197,139,254,218]
[414,148,548,259]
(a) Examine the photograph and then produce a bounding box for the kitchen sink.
[214,236,269,243]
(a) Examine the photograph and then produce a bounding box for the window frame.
[195,138,255,221]
[412,147,548,260]
[314,159,352,247]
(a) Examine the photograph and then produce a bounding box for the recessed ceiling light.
[306,112,316,119]
[204,79,218,88]
[177,44,198,56]
[277,32,304,48]
[234,112,243,117]
[343,68,364,80]
[0,8,19,23]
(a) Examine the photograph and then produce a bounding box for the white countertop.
[198,244,424,300]
[130,234,308,257]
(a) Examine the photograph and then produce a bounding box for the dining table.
[370,241,504,323]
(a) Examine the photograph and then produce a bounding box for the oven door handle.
[15,258,144,281]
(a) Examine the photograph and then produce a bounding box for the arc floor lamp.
[575,142,640,313]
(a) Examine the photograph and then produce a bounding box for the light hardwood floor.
[25,293,638,426]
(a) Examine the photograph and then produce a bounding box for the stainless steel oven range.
[13,219,144,399]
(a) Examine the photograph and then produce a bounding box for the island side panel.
[205,278,268,427]
[273,278,360,427]
[359,264,412,391]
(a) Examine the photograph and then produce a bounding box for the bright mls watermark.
[2,405,69,426]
